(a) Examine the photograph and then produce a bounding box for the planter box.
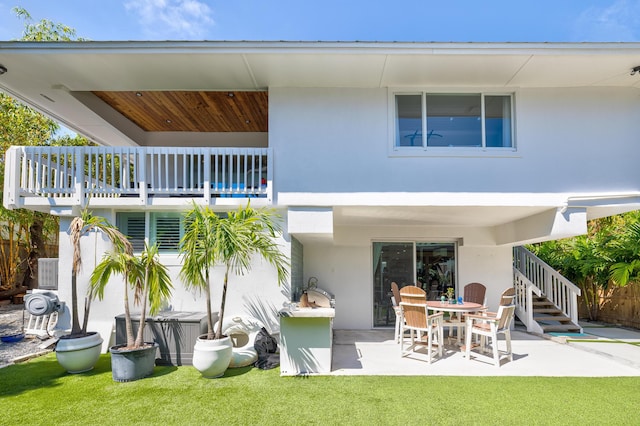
[115,312,214,366]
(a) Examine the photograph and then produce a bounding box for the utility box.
[115,311,212,366]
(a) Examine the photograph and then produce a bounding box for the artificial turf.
[1,353,639,425]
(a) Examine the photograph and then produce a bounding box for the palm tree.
[90,242,172,349]
[609,213,640,288]
[180,202,289,340]
[69,208,132,337]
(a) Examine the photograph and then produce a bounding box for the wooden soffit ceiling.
[93,91,268,132]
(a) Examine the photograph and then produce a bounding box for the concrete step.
[534,308,564,314]
[535,315,574,323]
[542,324,582,332]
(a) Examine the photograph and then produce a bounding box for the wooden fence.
[579,282,640,329]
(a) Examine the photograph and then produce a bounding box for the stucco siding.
[270,86,640,197]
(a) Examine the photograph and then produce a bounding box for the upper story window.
[394,92,514,150]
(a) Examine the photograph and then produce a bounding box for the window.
[116,212,184,253]
[394,93,513,150]
[117,212,146,252]
[151,213,183,252]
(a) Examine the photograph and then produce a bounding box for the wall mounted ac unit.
[38,258,59,290]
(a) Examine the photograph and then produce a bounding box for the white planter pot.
[55,332,103,373]
[192,335,233,378]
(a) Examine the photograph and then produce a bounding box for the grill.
[304,287,335,308]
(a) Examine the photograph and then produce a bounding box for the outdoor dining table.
[425,301,487,345]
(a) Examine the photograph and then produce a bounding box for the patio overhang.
[285,191,640,246]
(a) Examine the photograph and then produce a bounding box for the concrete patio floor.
[330,322,640,376]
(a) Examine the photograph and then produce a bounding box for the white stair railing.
[513,269,544,333]
[513,246,582,332]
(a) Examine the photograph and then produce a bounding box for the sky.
[1,0,640,42]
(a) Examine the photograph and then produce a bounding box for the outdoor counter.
[278,307,335,375]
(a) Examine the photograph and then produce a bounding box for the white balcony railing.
[4,146,272,209]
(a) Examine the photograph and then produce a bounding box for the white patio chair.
[464,303,516,367]
[399,302,444,364]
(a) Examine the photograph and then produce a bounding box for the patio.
[331,322,640,376]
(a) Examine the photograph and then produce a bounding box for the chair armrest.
[465,313,498,323]
[427,312,444,325]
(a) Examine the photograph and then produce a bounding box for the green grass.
[2,353,640,425]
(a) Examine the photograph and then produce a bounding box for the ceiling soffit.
[93,90,268,132]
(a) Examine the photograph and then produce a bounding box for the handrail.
[4,146,272,209]
[513,246,581,327]
[513,269,543,333]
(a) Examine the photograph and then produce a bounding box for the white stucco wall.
[269,86,640,196]
[301,226,513,329]
[457,245,513,311]
[55,209,291,349]
[51,84,640,334]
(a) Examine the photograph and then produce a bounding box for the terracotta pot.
[55,332,103,373]
[192,335,233,378]
[110,342,158,382]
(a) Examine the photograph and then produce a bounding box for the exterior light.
[0,65,7,75]
[631,66,640,76]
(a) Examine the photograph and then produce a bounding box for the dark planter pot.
[109,342,158,382]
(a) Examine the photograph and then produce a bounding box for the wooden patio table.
[425,301,487,345]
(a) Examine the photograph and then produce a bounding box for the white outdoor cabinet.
[278,308,335,375]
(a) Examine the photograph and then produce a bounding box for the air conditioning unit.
[38,258,59,290]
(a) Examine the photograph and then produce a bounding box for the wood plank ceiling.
[93,91,268,132]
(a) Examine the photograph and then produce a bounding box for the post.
[74,147,85,206]
[266,148,273,202]
[137,147,147,205]
[3,147,22,209]
[203,148,211,204]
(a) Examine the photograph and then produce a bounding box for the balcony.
[3,146,272,212]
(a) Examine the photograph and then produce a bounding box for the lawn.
[2,353,639,425]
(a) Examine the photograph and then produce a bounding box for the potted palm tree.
[90,242,172,381]
[179,202,289,378]
[55,208,132,374]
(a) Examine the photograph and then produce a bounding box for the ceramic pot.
[55,332,103,373]
[110,342,158,382]
[192,335,233,378]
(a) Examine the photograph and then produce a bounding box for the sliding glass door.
[372,241,456,327]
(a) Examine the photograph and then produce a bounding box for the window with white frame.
[394,93,514,149]
[116,211,229,253]
[117,212,183,253]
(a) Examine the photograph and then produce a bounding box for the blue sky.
[1,0,640,42]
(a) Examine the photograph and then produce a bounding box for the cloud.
[573,0,640,41]
[124,0,215,39]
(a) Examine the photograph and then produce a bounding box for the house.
[2,41,640,341]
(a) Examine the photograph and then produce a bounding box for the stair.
[532,296,581,333]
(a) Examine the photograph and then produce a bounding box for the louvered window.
[117,212,146,252]
[151,213,182,252]
[117,212,184,253]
